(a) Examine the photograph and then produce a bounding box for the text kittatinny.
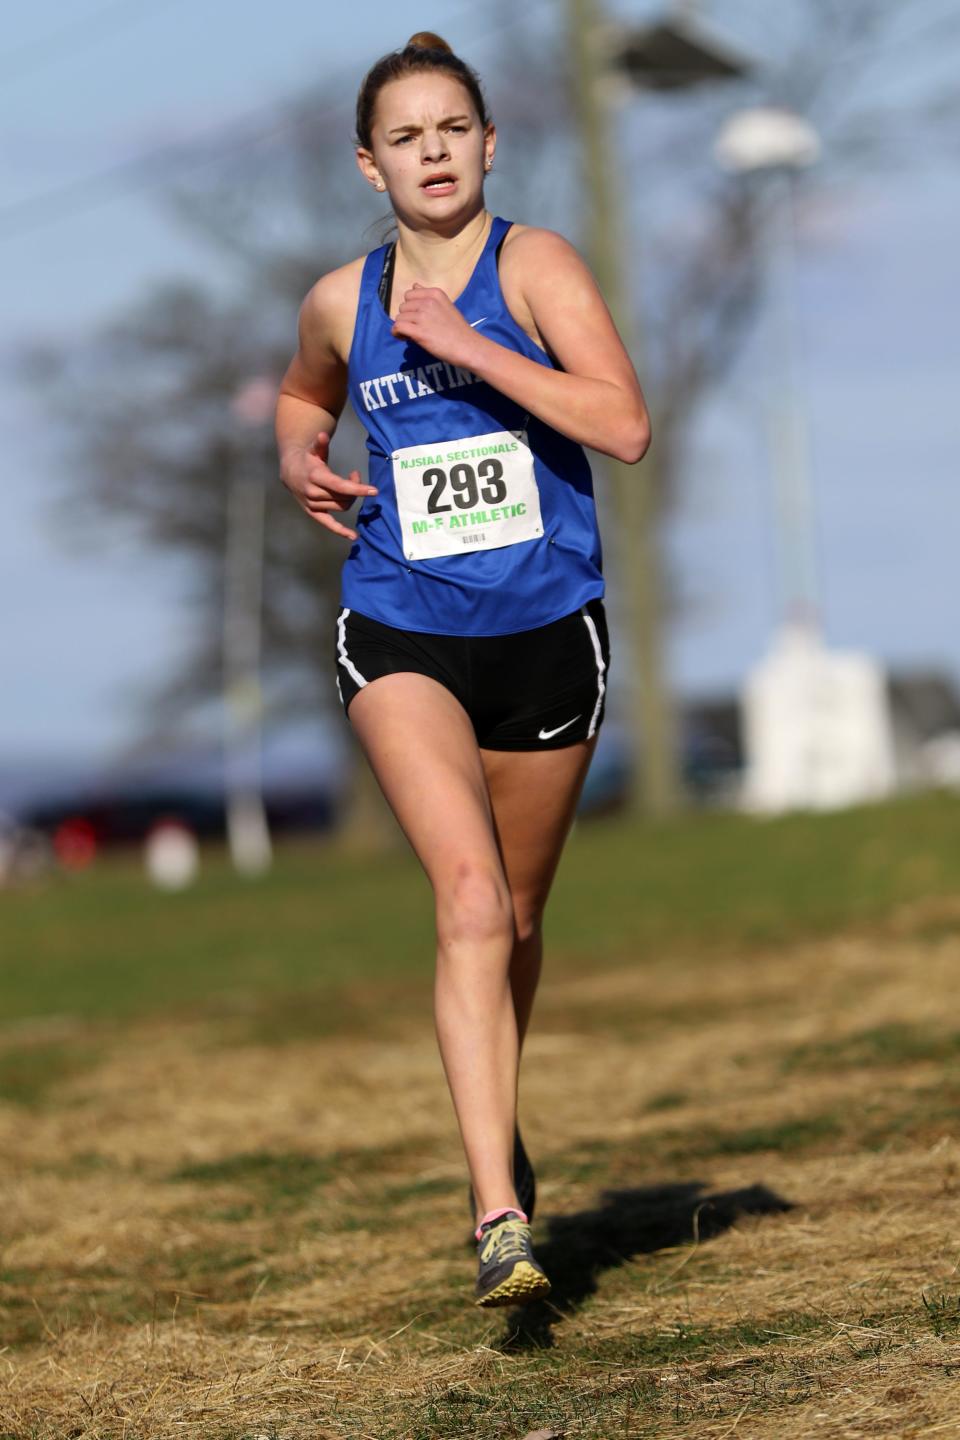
[357,362,478,413]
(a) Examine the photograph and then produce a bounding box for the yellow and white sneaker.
[474,1208,551,1308]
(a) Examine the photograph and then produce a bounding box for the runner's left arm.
[390,229,651,464]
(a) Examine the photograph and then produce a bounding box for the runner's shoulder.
[499,224,587,282]
[299,256,366,360]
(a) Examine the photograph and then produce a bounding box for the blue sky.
[2,0,958,766]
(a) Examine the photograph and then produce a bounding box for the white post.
[715,108,896,811]
[764,164,820,630]
[224,377,276,876]
[715,106,822,634]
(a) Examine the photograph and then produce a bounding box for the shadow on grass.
[500,1180,793,1351]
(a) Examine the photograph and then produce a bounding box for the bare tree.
[19,0,960,826]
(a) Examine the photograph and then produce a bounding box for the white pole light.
[714,106,821,172]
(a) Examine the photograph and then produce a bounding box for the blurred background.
[6,8,960,1423]
[2,0,960,879]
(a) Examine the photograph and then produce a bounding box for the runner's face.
[357,72,494,222]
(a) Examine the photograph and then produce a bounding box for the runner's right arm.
[276,265,378,541]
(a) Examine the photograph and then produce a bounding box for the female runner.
[275,32,650,1308]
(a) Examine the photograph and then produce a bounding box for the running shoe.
[467,1125,537,1230]
[474,1209,551,1308]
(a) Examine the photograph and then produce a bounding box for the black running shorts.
[334,598,610,751]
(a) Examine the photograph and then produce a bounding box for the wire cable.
[0,89,352,241]
[0,0,556,244]
[0,0,187,85]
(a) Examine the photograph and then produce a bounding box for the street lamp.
[569,0,753,815]
[614,7,752,90]
[224,376,275,876]
[713,110,897,812]
[714,106,822,630]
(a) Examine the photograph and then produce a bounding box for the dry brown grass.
[3,914,960,1437]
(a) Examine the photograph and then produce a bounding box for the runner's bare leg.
[347,673,519,1218]
[481,739,597,1051]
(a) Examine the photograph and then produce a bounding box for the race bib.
[392,429,543,562]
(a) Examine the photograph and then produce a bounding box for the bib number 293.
[392,429,544,562]
[422,457,507,514]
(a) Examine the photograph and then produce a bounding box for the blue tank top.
[341,215,604,636]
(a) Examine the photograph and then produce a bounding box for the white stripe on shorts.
[580,607,606,739]
[336,607,368,690]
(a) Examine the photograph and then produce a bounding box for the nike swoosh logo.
[469,316,489,328]
[538,715,581,740]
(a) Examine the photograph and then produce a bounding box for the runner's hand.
[280,431,377,541]
[392,284,478,367]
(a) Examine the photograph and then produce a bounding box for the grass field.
[2,791,960,1438]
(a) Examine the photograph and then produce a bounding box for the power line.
[0,0,556,245]
[0,90,352,242]
[0,0,186,85]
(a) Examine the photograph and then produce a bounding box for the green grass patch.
[556,1113,846,1174]
[0,1039,104,1107]
[859,1082,960,1149]
[2,791,960,1033]
[381,1175,463,1203]
[589,1308,830,1366]
[204,1203,257,1223]
[922,1290,960,1337]
[204,975,433,1048]
[646,1090,690,1112]
[783,1022,960,1073]
[0,841,434,1027]
[686,1112,846,1158]
[1,1272,173,1347]
[367,1310,851,1439]
[548,789,960,962]
[168,1139,437,1215]
[169,1149,336,1199]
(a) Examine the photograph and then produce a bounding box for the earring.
[484,160,493,172]
[375,181,385,191]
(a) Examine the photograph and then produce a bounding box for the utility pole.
[568,0,681,816]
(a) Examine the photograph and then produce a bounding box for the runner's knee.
[437,863,514,951]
